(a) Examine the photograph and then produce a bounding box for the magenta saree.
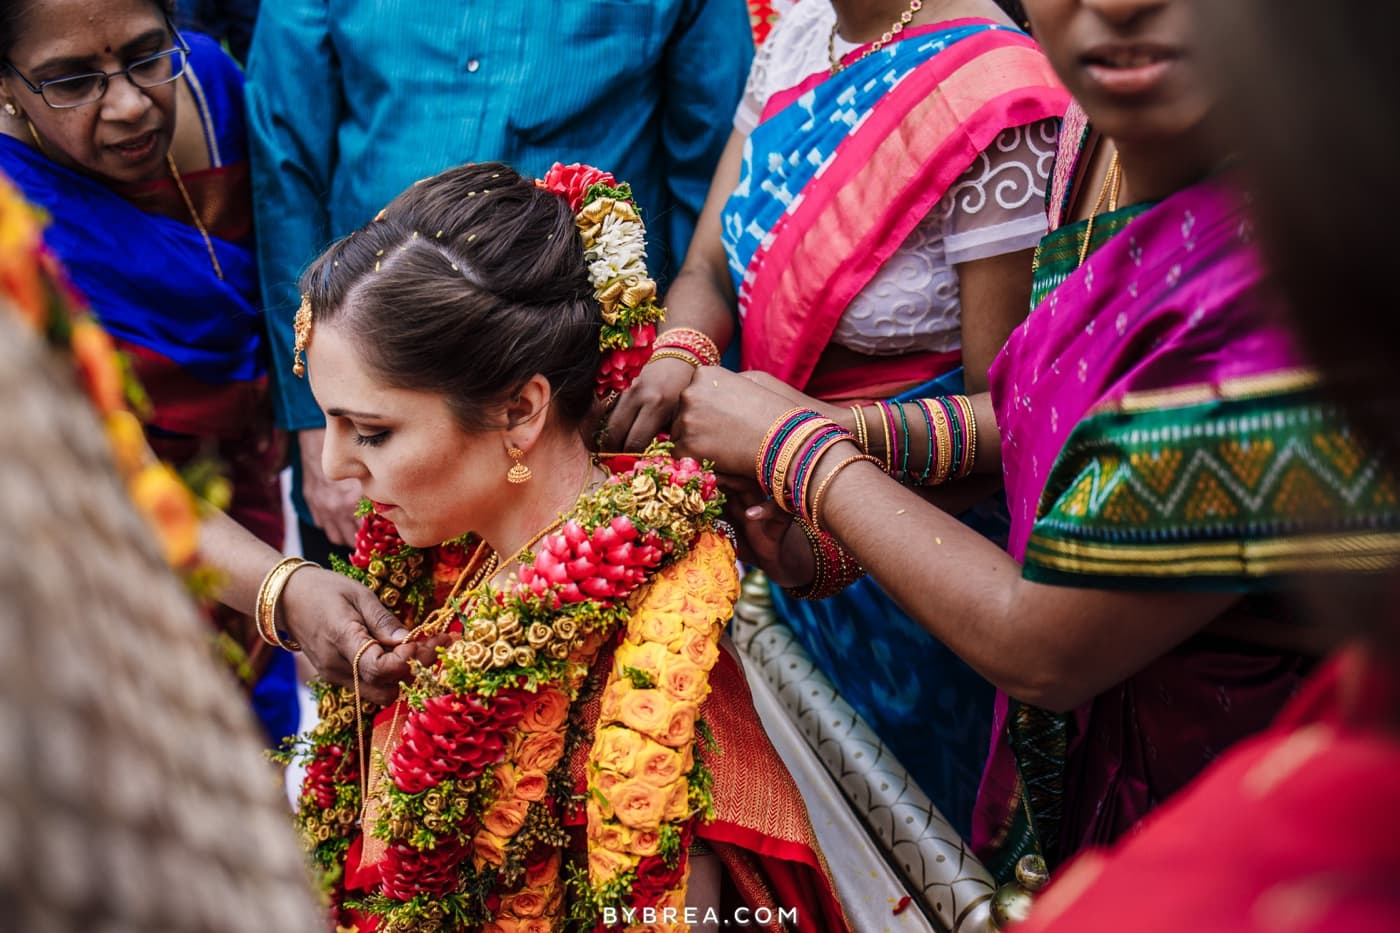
[974,167,1400,879]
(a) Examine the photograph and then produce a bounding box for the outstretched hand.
[672,367,805,476]
[279,566,446,705]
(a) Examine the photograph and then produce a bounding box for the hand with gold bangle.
[255,556,318,651]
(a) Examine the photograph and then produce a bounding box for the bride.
[250,161,845,932]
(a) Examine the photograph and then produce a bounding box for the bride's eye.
[353,430,390,447]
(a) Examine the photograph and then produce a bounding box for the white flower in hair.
[586,213,648,285]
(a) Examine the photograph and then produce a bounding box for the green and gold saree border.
[1024,376,1400,588]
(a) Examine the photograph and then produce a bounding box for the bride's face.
[307,322,509,547]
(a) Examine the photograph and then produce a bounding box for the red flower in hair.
[540,162,618,212]
[597,323,656,397]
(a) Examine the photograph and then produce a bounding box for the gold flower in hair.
[292,295,313,378]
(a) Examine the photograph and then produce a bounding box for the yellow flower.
[130,463,199,566]
[473,830,508,868]
[633,739,687,789]
[676,627,721,671]
[588,845,637,886]
[70,318,126,415]
[614,639,668,678]
[616,689,671,738]
[634,611,685,648]
[657,702,698,749]
[610,778,668,831]
[657,655,707,703]
[592,725,646,775]
[104,410,148,475]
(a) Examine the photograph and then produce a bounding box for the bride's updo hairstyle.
[299,162,601,431]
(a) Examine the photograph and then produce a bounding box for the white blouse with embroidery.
[734,0,1056,356]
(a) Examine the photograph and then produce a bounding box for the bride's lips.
[1080,43,1181,95]
[108,130,159,162]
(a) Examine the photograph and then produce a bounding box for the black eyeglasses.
[5,30,190,110]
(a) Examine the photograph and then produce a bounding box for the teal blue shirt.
[246,0,751,431]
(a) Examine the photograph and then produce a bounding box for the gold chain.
[1077,151,1122,268]
[829,0,925,74]
[166,151,224,280]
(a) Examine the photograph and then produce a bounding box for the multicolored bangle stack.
[756,408,879,525]
[757,408,878,600]
[647,327,721,368]
[849,395,979,486]
[255,556,317,652]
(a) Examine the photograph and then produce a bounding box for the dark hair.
[0,0,176,60]
[300,162,600,432]
[1199,2,1400,461]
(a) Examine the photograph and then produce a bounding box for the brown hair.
[300,161,601,432]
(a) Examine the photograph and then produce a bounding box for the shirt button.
[466,58,480,73]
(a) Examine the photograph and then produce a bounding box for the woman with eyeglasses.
[0,0,294,746]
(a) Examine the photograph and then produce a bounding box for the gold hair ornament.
[292,295,312,378]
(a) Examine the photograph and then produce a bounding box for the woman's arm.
[956,246,1036,395]
[605,129,748,451]
[674,369,1234,712]
[200,509,440,705]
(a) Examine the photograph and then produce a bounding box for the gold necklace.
[828,0,925,74]
[1077,151,1122,268]
[165,151,224,280]
[495,459,605,576]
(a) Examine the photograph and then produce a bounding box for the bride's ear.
[502,373,554,451]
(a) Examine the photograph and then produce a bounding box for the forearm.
[812,449,1231,710]
[201,508,286,615]
[660,264,736,351]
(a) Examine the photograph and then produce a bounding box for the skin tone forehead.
[7,0,168,73]
[306,322,440,426]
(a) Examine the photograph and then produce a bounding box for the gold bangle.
[960,395,979,478]
[929,400,954,486]
[811,452,881,532]
[849,404,870,455]
[255,556,316,651]
[645,348,701,368]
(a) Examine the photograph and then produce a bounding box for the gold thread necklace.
[829,0,925,74]
[166,151,224,280]
[1077,151,1122,268]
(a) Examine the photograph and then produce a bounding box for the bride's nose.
[322,423,368,482]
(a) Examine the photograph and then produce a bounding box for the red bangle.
[653,327,721,367]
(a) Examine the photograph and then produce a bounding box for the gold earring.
[507,446,532,484]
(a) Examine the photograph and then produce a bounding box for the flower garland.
[0,173,214,573]
[289,447,739,932]
[538,163,666,398]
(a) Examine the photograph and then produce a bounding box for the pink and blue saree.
[720,19,1068,834]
